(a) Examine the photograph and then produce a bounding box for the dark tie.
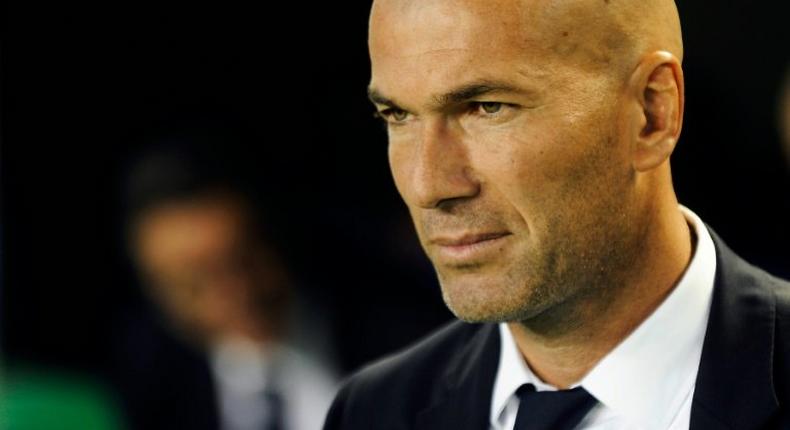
[262,388,284,430]
[513,384,598,430]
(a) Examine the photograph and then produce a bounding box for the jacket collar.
[691,229,779,430]
[416,323,500,430]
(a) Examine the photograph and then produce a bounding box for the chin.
[437,271,541,323]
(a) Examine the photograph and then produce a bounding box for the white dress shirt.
[210,338,338,430]
[490,206,717,430]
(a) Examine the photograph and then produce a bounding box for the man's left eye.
[478,102,503,114]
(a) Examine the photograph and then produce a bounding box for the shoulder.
[713,232,790,340]
[767,269,790,399]
[323,320,492,429]
[714,236,790,398]
[331,320,485,405]
[744,264,790,414]
[716,237,790,316]
[737,260,790,361]
[710,228,790,316]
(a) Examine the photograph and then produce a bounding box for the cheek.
[387,140,431,237]
[466,114,581,197]
[466,110,619,226]
[388,140,411,199]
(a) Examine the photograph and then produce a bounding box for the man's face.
[133,194,283,341]
[369,0,642,323]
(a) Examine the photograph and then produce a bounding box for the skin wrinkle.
[401,48,471,59]
[370,0,690,387]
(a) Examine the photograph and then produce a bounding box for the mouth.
[431,232,512,263]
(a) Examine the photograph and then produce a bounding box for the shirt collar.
[490,323,553,426]
[490,206,717,430]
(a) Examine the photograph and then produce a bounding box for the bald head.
[370,0,682,81]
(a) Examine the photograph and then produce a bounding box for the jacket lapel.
[691,230,779,430]
[416,323,500,430]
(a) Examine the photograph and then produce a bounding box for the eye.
[479,102,503,114]
[376,108,410,123]
[390,109,409,121]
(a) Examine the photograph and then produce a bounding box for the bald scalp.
[370,0,683,81]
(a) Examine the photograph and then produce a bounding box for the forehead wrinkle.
[391,47,472,61]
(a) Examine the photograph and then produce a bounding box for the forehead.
[136,197,248,268]
[371,0,535,54]
[369,0,574,101]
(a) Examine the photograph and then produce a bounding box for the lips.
[432,232,511,247]
[430,232,512,263]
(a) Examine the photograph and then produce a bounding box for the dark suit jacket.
[324,231,790,429]
[108,308,221,430]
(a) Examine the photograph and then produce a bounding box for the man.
[324,0,790,429]
[113,140,337,430]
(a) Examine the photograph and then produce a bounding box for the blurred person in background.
[779,65,790,170]
[111,132,337,430]
[774,64,790,280]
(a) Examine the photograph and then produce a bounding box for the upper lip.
[431,232,511,247]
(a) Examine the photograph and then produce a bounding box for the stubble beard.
[435,142,643,338]
[437,204,642,339]
[516,207,643,339]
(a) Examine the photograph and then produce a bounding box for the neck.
[509,193,693,389]
[203,309,286,348]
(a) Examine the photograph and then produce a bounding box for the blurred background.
[2,1,789,429]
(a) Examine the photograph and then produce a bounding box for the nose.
[402,118,480,209]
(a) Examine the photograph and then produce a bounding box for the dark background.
[3,0,789,382]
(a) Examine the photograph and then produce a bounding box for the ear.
[628,51,684,171]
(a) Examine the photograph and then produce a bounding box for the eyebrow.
[433,81,524,107]
[367,87,398,108]
[367,80,531,111]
